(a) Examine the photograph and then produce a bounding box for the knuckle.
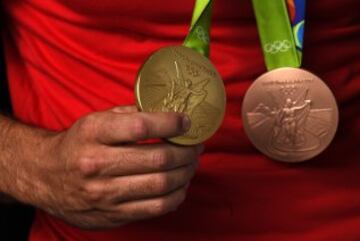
[131,116,148,140]
[149,187,188,217]
[77,114,99,137]
[152,199,171,216]
[153,174,172,194]
[77,156,99,177]
[151,149,172,170]
[83,182,104,203]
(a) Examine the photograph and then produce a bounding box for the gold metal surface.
[135,46,226,145]
[242,67,339,162]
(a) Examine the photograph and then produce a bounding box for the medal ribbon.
[252,0,306,70]
[183,0,213,57]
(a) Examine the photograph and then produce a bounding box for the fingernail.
[182,115,191,132]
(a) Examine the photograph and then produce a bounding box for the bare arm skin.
[0,106,203,229]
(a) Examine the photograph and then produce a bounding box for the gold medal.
[242,67,339,162]
[135,46,226,145]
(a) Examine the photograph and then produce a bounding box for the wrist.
[0,116,56,205]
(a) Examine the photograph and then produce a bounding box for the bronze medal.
[242,67,338,162]
[135,46,226,145]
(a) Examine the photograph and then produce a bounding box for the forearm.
[0,115,52,204]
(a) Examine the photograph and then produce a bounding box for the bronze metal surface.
[136,46,226,145]
[242,67,339,162]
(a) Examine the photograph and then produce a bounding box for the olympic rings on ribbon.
[264,40,292,54]
[195,26,210,44]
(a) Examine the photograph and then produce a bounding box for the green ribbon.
[252,0,301,70]
[183,0,213,57]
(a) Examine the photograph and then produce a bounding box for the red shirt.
[2,0,360,240]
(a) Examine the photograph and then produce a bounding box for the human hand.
[16,106,202,229]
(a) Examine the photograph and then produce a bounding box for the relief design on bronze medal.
[247,84,333,155]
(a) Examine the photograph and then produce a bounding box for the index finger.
[94,111,191,144]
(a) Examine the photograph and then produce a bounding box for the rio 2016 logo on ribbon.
[264,40,292,54]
